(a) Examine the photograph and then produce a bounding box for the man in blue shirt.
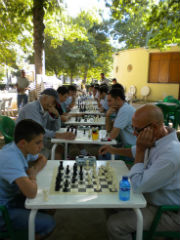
[98,85,109,113]
[0,119,55,239]
[106,88,136,147]
[64,85,77,111]
[99,104,180,240]
[16,88,75,159]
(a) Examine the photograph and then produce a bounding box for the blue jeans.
[17,94,28,109]
[0,195,55,237]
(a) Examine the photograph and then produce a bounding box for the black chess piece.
[72,177,76,183]
[66,165,70,175]
[59,161,64,170]
[64,179,69,187]
[79,173,83,181]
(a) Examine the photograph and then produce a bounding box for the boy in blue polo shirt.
[0,119,55,239]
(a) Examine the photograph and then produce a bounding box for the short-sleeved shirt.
[0,142,38,206]
[17,77,29,89]
[114,102,136,146]
[16,100,61,139]
[101,95,109,111]
[64,96,72,108]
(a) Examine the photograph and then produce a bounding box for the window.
[148,52,180,83]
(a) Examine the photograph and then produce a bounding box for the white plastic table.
[25,160,146,240]
[70,107,105,116]
[64,116,105,126]
[51,129,116,160]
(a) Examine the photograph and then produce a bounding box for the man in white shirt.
[99,104,180,240]
[16,70,29,109]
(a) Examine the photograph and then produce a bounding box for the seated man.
[0,119,55,239]
[106,88,136,147]
[65,85,77,111]
[16,88,75,159]
[99,104,180,240]
[98,85,109,112]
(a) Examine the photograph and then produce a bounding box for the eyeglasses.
[132,123,152,134]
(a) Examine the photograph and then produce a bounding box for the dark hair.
[14,119,45,143]
[99,86,109,94]
[68,85,77,92]
[112,78,117,82]
[111,83,124,92]
[109,88,125,101]
[57,86,68,95]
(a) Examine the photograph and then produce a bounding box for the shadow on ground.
[46,209,108,240]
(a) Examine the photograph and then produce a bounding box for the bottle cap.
[122,176,128,180]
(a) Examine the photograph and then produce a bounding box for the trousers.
[107,205,180,240]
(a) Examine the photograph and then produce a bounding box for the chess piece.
[66,165,70,175]
[59,161,64,170]
[84,160,90,171]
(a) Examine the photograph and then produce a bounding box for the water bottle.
[119,176,131,201]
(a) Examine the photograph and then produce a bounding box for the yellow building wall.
[113,46,180,101]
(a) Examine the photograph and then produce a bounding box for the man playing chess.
[99,104,180,240]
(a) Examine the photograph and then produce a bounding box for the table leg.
[133,208,143,240]
[111,154,115,160]
[51,143,57,160]
[28,209,38,240]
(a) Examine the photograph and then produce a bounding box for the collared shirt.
[16,100,61,138]
[113,102,136,146]
[64,96,72,108]
[130,128,180,206]
[101,95,109,111]
[0,142,38,206]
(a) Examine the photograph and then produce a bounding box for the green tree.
[105,0,180,49]
[45,10,113,83]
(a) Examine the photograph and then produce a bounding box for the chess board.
[50,162,118,194]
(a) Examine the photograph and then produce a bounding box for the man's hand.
[99,145,114,155]
[48,105,59,118]
[136,127,156,152]
[55,132,75,140]
[106,107,116,117]
[26,166,38,180]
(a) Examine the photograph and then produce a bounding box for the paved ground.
[46,209,108,240]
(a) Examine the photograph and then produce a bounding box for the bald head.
[133,104,164,127]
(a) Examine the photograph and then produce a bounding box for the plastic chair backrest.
[155,104,170,125]
[163,95,174,102]
[0,115,15,143]
[163,96,180,105]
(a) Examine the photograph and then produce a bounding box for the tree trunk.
[33,0,45,80]
[82,68,88,84]
[70,73,73,84]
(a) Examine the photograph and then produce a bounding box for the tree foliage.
[45,10,113,83]
[105,0,180,49]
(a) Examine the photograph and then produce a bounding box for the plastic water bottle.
[119,176,131,201]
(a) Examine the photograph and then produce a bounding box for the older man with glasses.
[99,104,180,240]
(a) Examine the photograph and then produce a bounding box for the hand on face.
[47,105,59,117]
[106,107,117,117]
[136,127,156,152]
